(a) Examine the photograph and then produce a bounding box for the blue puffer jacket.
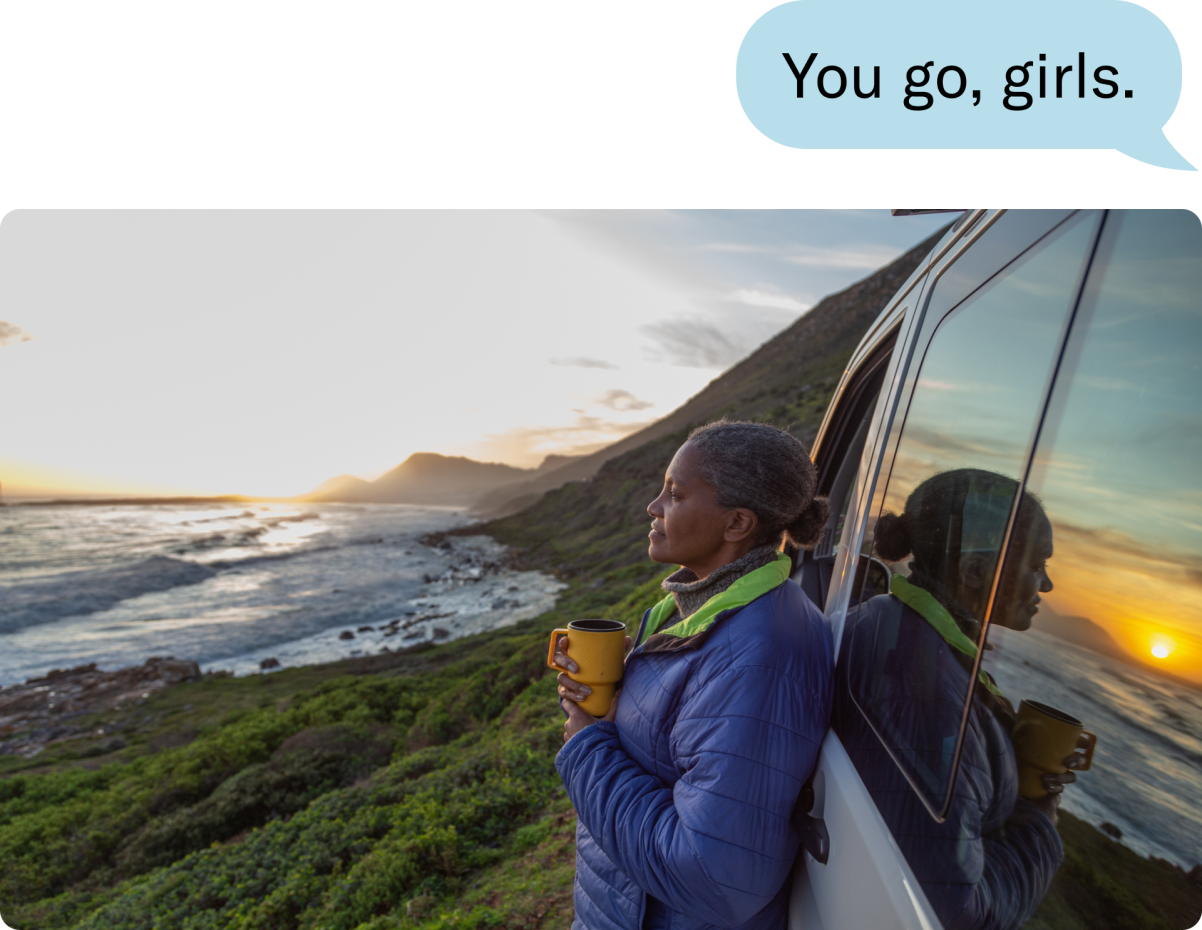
[555,560,833,930]
[836,593,1063,930]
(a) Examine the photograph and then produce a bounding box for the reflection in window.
[985,211,1202,891]
[846,213,1099,811]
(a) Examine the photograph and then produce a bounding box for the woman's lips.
[649,525,666,540]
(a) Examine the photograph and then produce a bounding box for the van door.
[791,211,1103,930]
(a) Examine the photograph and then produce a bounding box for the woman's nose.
[647,493,665,518]
[1039,569,1053,593]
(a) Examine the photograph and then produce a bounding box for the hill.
[303,453,549,507]
[1034,605,1130,663]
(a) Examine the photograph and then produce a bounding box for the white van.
[789,210,1202,930]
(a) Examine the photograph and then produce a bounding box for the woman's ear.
[724,508,759,543]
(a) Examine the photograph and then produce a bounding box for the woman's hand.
[552,633,631,743]
[562,692,619,742]
[1030,733,1092,826]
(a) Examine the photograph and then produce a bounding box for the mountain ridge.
[299,452,586,507]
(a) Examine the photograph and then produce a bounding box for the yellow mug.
[1011,699,1097,800]
[547,619,627,717]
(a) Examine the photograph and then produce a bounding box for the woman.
[552,420,835,930]
[837,468,1087,930]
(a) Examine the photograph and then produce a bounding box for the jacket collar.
[635,553,792,654]
[890,574,1005,698]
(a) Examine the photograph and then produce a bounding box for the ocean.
[0,501,565,685]
[984,625,1202,872]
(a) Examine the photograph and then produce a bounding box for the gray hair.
[687,419,831,549]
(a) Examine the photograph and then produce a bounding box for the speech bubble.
[736,0,1190,170]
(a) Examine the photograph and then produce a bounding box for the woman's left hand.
[562,692,619,743]
[1031,732,1092,825]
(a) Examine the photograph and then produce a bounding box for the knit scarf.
[660,544,782,623]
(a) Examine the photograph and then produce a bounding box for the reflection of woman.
[552,421,834,930]
[838,469,1084,930]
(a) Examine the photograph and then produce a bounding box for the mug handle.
[547,628,571,669]
[1077,730,1097,771]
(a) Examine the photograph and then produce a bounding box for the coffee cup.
[547,619,627,717]
[1011,699,1097,800]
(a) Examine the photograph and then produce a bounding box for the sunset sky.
[0,210,947,499]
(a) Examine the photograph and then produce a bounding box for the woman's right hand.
[552,633,632,705]
[552,634,593,704]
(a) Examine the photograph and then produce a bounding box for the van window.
[983,211,1202,920]
[837,213,1101,816]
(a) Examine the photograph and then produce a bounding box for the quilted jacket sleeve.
[901,716,1064,930]
[556,660,828,928]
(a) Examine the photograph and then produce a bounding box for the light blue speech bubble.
[736,0,1190,170]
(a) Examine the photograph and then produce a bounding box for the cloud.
[916,377,960,391]
[0,320,34,347]
[697,243,771,254]
[464,412,657,467]
[639,319,745,369]
[728,288,809,312]
[595,389,654,412]
[550,356,619,370]
[784,244,903,270]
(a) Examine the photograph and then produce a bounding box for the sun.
[1149,635,1176,660]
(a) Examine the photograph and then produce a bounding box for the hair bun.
[873,511,913,563]
[786,495,831,550]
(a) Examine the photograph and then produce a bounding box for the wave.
[168,526,268,554]
[0,556,219,633]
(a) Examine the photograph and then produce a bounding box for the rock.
[259,658,281,670]
[1100,821,1123,839]
[339,631,355,640]
[357,626,374,633]
[432,627,450,640]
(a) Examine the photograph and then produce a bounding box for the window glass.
[984,211,1202,924]
[839,213,1100,815]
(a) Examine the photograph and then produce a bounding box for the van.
[788,210,1202,930]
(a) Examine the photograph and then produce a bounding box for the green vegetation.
[0,574,670,930]
[1029,811,1202,930]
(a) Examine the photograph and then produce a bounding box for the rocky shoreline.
[0,656,205,759]
[0,534,565,759]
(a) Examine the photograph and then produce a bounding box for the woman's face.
[995,517,1054,631]
[647,442,757,578]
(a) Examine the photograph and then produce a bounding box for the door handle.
[794,778,830,865]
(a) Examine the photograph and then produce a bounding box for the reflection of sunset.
[1037,519,1202,685]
